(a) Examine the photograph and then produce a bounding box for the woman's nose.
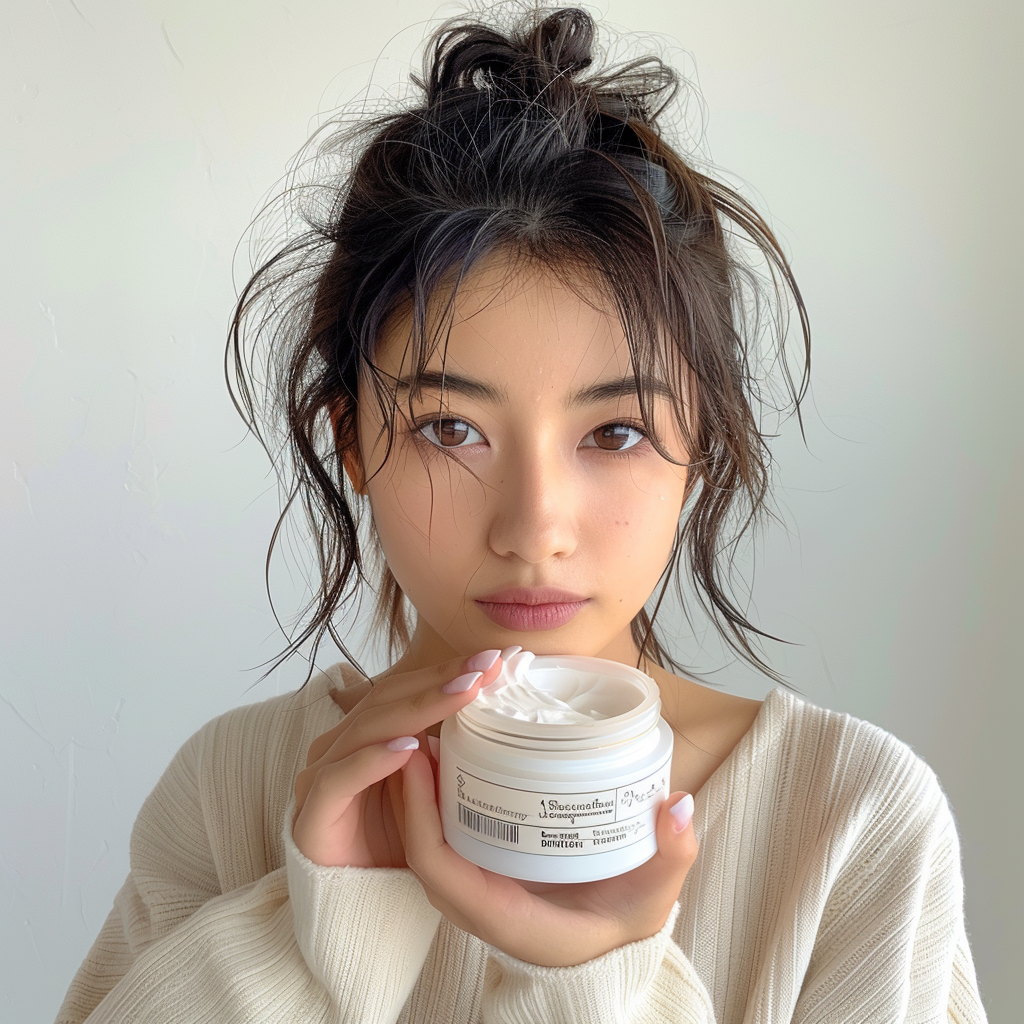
[486,444,578,564]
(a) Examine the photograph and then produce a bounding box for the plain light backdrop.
[2,1,1020,1020]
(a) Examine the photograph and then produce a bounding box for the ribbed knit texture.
[55,667,988,1023]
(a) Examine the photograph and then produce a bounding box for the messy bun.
[421,7,672,124]
[424,6,597,101]
[229,5,810,682]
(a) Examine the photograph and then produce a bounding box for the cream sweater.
[56,667,987,1023]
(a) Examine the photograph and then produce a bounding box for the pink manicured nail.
[500,645,523,661]
[443,671,482,694]
[669,793,694,832]
[386,736,419,751]
[466,649,501,672]
[427,735,441,760]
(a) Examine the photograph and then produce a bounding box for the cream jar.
[439,652,673,883]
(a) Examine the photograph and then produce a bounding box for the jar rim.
[457,654,661,744]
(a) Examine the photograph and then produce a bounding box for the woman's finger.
[294,735,418,822]
[399,749,551,947]
[397,748,451,861]
[367,649,502,708]
[426,733,441,763]
[658,791,698,871]
[611,791,698,928]
[305,677,478,780]
[399,750,500,908]
[305,651,503,768]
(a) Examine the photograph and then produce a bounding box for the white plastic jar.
[439,652,673,883]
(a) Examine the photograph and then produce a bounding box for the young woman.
[56,7,987,1022]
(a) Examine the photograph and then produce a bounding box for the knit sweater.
[56,666,987,1023]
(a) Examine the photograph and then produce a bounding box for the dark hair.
[228,4,810,683]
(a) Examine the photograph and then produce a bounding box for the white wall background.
[2,1,1020,1020]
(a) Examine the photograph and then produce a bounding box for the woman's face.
[353,258,690,667]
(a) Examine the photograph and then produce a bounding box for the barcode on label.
[458,803,520,844]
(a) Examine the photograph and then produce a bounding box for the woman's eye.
[583,423,647,452]
[418,417,484,448]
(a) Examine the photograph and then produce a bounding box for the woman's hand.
[395,749,698,967]
[291,650,506,868]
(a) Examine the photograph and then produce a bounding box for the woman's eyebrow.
[396,370,674,406]
[567,376,676,407]
[396,370,508,403]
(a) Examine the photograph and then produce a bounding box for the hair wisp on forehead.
[228,4,810,683]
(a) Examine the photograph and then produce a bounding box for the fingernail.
[386,735,419,752]
[500,645,523,661]
[443,671,482,694]
[427,735,441,760]
[669,793,694,833]
[466,649,501,672]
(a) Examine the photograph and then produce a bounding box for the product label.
[445,756,671,857]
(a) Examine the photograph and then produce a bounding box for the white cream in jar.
[439,652,673,883]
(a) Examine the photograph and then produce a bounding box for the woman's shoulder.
[186,663,350,763]
[769,687,938,773]
[731,687,953,837]
[142,663,356,823]
[131,664,355,889]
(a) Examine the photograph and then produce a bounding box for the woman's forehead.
[374,257,636,388]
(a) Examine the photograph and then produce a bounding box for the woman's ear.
[342,445,367,496]
[330,400,367,496]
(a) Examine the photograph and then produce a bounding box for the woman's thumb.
[657,792,699,870]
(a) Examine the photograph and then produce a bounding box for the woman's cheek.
[369,457,487,593]
[586,463,683,535]
[585,472,682,583]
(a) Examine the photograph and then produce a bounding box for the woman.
[56,6,986,1021]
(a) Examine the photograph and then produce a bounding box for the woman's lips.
[473,588,590,632]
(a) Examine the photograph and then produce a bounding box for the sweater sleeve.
[55,721,442,1024]
[791,763,988,1024]
[480,903,716,1024]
